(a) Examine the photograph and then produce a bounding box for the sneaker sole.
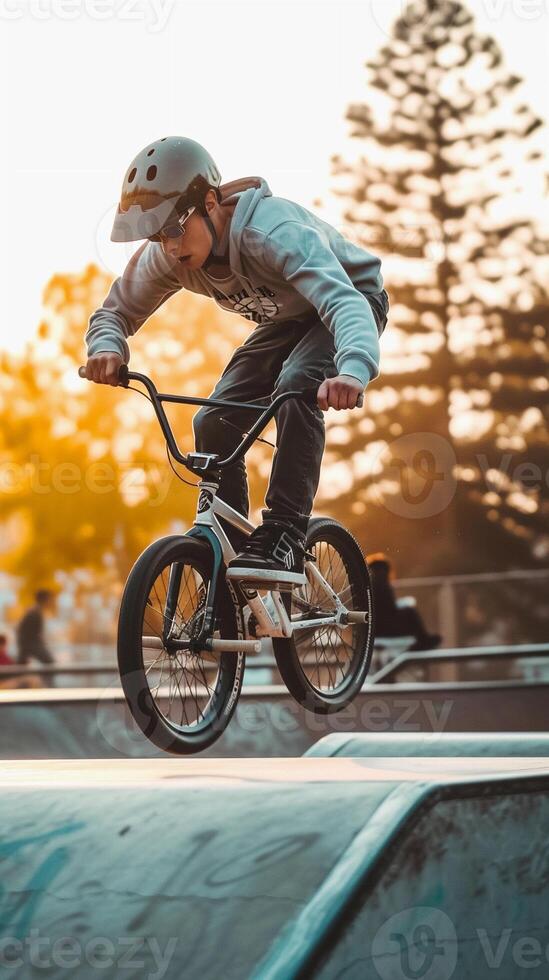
[226,567,306,592]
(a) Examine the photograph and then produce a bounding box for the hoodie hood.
[219,176,272,268]
[214,176,273,320]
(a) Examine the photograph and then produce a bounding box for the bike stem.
[116,366,320,475]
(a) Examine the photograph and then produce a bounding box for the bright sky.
[1,0,547,354]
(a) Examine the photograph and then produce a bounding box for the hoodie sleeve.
[260,221,381,388]
[85,242,182,363]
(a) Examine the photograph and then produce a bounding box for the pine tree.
[319,0,549,574]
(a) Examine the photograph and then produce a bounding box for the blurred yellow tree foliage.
[0,263,274,598]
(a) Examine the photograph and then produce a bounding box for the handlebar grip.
[78,364,129,386]
[300,387,364,409]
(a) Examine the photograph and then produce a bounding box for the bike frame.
[186,479,355,644]
[83,366,367,653]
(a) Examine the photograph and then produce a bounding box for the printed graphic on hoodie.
[86,174,385,387]
[211,284,280,324]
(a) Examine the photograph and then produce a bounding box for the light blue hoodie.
[86,176,386,387]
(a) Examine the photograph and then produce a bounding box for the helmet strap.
[202,210,219,254]
[201,205,230,269]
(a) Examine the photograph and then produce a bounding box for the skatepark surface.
[1,755,549,978]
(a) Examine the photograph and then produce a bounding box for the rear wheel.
[118,535,244,754]
[273,518,374,713]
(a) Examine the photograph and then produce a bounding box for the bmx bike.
[78,363,375,754]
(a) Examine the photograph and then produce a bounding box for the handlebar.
[79,364,129,385]
[78,364,363,474]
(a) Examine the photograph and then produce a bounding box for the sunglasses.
[148,205,196,243]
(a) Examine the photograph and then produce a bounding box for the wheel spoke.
[290,534,371,695]
[139,559,224,732]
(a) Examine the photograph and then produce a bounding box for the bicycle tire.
[118,534,244,754]
[272,517,374,714]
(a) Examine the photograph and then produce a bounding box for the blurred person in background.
[0,632,41,690]
[367,553,441,652]
[15,589,57,685]
[0,633,13,667]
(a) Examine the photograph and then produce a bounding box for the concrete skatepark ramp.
[1,757,548,978]
[2,679,549,759]
[306,731,549,758]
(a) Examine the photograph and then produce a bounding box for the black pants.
[193,289,389,531]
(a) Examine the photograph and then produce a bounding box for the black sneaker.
[225,520,307,591]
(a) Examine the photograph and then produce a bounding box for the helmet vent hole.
[128,167,137,183]
[160,137,167,141]
[146,165,157,181]
[147,148,155,156]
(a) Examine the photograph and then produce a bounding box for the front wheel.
[117,535,244,755]
[273,518,375,713]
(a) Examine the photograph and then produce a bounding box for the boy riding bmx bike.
[84,136,389,589]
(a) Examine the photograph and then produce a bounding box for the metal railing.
[4,639,549,690]
[368,642,549,684]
